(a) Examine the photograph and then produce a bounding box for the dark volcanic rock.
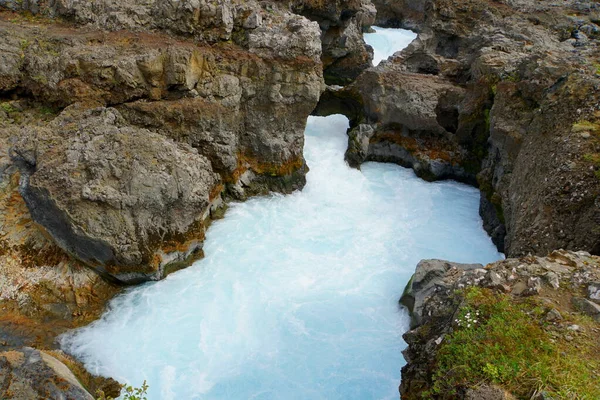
[290,0,377,84]
[400,259,483,328]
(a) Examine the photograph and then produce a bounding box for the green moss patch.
[428,287,600,399]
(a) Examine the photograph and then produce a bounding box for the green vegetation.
[38,105,56,116]
[0,102,17,114]
[39,40,61,57]
[573,120,600,134]
[97,381,149,400]
[31,74,48,85]
[427,287,600,399]
[502,71,520,83]
[583,154,600,179]
[19,39,30,50]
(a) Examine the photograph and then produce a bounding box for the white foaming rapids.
[61,115,502,400]
[364,27,418,66]
[60,29,501,400]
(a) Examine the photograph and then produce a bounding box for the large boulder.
[400,259,483,328]
[11,106,220,283]
[0,347,94,400]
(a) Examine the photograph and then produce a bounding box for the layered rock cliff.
[1,0,600,398]
[0,1,376,395]
[0,1,327,284]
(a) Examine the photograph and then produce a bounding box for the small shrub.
[430,288,600,398]
[0,102,16,114]
[97,381,149,400]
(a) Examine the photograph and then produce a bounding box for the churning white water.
[61,30,502,400]
[364,27,418,66]
[61,116,502,400]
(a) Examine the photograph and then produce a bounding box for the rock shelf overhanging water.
[61,114,502,400]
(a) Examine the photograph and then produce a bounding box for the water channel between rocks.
[61,28,503,400]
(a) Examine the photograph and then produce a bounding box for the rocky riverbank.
[399,250,600,399]
[0,0,374,397]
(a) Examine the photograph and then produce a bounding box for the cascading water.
[60,30,502,400]
[364,27,417,66]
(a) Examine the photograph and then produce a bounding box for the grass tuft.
[428,287,600,399]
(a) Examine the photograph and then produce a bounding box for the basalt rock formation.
[399,250,600,399]
[318,0,600,258]
[290,0,377,85]
[0,0,326,283]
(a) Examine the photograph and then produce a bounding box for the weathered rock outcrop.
[290,0,377,84]
[0,1,330,391]
[320,0,600,256]
[1,106,119,343]
[338,67,476,184]
[11,106,221,282]
[0,0,377,86]
[0,347,94,399]
[400,250,600,398]
[0,0,325,282]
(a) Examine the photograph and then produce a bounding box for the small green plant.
[19,39,30,50]
[38,105,56,116]
[97,381,148,400]
[430,288,600,398]
[121,381,149,400]
[482,362,500,381]
[0,102,16,114]
[584,153,600,164]
[583,153,600,179]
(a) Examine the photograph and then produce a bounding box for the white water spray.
[364,27,418,66]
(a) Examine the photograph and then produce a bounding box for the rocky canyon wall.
[320,0,600,257]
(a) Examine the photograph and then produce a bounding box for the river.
[61,28,502,400]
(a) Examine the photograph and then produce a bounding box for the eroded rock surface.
[400,250,600,398]
[290,0,377,84]
[11,106,222,282]
[0,347,93,399]
[0,0,327,283]
[321,0,600,256]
